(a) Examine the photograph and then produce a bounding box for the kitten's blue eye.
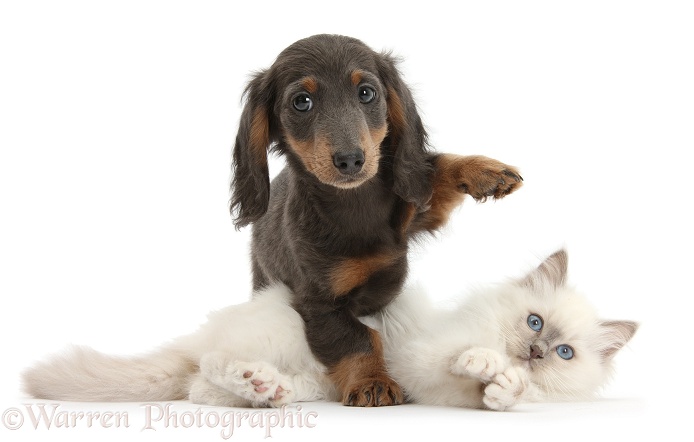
[556,345,574,360]
[527,314,543,332]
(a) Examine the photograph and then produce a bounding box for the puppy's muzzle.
[333,149,365,176]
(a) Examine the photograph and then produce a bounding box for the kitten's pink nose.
[530,344,544,359]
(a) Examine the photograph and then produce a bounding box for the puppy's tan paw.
[342,376,404,407]
[454,155,523,201]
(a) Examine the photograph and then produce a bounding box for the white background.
[1,1,692,440]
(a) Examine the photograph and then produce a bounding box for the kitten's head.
[501,249,638,400]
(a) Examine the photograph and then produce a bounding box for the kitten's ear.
[518,249,569,291]
[598,320,639,361]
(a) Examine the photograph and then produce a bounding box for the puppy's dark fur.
[230,34,522,406]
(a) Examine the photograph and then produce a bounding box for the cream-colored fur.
[23,285,335,407]
[23,250,637,410]
[374,250,638,409]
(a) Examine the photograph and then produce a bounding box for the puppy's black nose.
[333,150,364,175]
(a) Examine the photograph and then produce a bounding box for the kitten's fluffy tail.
[22,345,196,402]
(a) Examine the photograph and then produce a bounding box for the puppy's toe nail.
[388,390,400,404]
[502,170,522,182]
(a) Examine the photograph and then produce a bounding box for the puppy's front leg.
[409,154,523,234]
[297,304,403,407]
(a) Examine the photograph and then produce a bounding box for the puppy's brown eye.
[358,85,376,104]
[293,93,313,112]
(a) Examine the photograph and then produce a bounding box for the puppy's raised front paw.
[439,154,523,202]
[459,157,522,201]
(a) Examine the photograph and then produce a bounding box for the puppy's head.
[231,34,432,228]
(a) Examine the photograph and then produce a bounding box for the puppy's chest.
[290,188,411,300]
[330,243,406,289]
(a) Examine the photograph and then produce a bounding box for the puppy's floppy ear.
[377,52,433,211]
[230,71,277,229]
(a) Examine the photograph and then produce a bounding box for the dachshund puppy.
[230,34,522,407]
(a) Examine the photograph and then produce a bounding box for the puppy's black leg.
[297,305,403,407]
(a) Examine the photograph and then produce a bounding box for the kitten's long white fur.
[22,346,192,402]
[23,285,335,405]
[23,250,637,409]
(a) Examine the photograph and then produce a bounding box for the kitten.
[22,249,637,410]
[372,249,638,409]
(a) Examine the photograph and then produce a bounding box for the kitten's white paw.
[200,355,295,407]
[483,366,529,411]
[235,362,296,407]
[451,347,507,382]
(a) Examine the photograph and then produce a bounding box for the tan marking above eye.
[301,76,318,93]
[351,69,364,86]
